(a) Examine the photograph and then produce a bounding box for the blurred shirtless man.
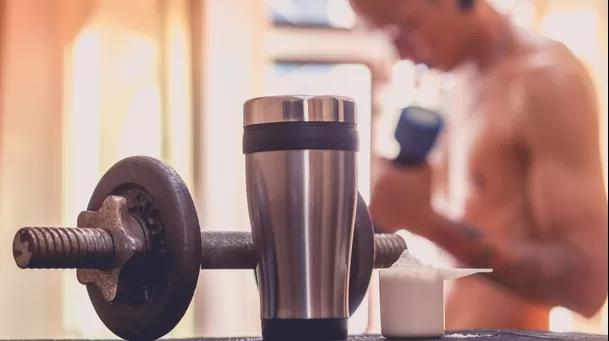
[351,0,608,331]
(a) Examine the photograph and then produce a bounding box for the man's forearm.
[422,216,601,316]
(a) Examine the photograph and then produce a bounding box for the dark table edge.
[2,329,607,341]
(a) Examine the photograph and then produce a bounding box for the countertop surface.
[5,330,608,341]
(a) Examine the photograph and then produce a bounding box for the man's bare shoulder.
[484,34,597,142]
[485,32,593,107]
[512,33,590,88]
[513,36,601,163]
[524,40,596,115]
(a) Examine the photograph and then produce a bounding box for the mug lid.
[243,95,357,126]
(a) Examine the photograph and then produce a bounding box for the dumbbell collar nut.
[76,195,149,302]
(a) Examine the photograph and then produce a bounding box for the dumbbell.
[393,105,444,166]
[373,105,443,234]
[12,156,407,341]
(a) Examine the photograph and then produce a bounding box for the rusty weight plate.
[347,191,375,317]
[86,156,202,341]
[252,191,375,317]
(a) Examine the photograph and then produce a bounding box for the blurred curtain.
[0,0,66,337]
[0,0,196,338]
[61,0,196,338]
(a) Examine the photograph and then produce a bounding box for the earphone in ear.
[458,0,475,11]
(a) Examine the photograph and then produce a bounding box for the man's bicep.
[528,158,608,244]
[527,156,608,314]
[524,61,608,283]
[524,57,605,233]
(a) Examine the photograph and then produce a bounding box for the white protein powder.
[387,249,439,281]
[390,249,433,269]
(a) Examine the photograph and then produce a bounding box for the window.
[265,0,357,28]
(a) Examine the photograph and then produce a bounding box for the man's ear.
[431,0,475,12]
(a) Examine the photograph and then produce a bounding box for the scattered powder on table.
[449,333,493,338]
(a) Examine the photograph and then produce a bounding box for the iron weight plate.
[252,191,375,317]
[347,191,375,317]
[86,156,202,341]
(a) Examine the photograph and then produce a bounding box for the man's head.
[350,0,484,71]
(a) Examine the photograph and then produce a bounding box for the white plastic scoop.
[379,251,493,339]
[437,267,493,280]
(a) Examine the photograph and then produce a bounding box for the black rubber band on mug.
[242,121,359,154]
[261,318,348,341]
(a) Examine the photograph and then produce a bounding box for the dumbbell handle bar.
[14,228,406,270]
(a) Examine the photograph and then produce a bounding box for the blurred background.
[0,0,606,338]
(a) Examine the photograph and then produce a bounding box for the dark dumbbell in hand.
[373,106,443,234]
[393,105,444,166]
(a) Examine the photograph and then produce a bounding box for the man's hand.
[369,159,437,233]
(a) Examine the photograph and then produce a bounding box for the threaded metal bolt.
[374,233,407,268]
[199,231,407,270]
[13,227,115,269]
[14,228,407,270]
